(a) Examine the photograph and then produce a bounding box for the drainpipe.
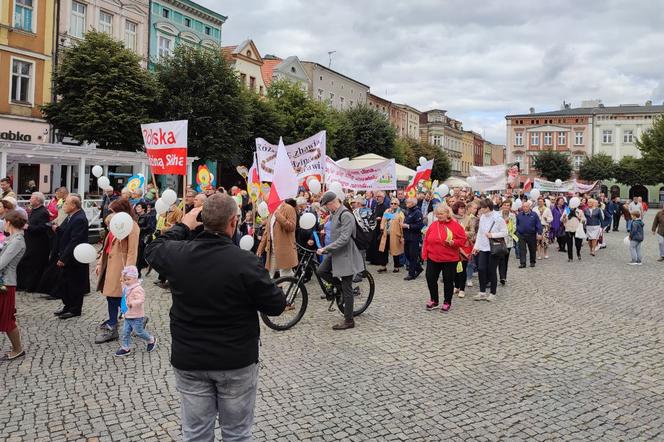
[147,0,152,65]
[50,0,61,143]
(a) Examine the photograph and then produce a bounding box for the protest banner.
[324,156,397,191]
[534,178,599,194]
[469,165,507,191]
[255,131,326,182]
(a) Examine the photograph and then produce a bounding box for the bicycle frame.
[294,244,337,309]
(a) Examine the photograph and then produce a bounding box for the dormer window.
[246,50,252,57]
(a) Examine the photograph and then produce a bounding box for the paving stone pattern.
[2,212,664,441]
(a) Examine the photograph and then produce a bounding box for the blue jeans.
[657,233,664,258]
[629,240,642,263]
[121,317,153,349]
[466,255,476,281]
[174,363,259,442]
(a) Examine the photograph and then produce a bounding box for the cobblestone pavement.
[2,212,664,441]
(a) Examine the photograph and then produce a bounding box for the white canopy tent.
[443,176,471,188]
[335,153,417,182]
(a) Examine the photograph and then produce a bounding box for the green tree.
[635,115,664,183]
[343,105,397,159]
[397,137,451,182]
[532,149,572,181]
[578,153,616,181]
[154,45,251,165]
[267,80,328,145]
[42,31,158,151]
[325,109,355,160]
[244,91,285,163]
[614,156,658,186]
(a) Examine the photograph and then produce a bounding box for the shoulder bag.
[488,220,508,257]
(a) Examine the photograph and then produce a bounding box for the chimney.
[645,100,652,106]
[529,107,535,114]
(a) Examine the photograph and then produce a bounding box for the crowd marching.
[1,176,663,440]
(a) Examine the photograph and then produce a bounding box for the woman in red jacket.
[422,205,467,312]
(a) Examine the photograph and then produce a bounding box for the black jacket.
[145,224,287,371]
[403,206,424,241]
[57,209,89,266]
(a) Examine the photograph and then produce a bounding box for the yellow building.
[1,0,55,190]
[461,130,474,177]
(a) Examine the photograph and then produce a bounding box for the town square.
[1,0,664,441]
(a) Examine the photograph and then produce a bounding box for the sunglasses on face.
[391,203,398,206]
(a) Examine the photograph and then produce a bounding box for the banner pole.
[182,171,187,215]
[151,172,160,199]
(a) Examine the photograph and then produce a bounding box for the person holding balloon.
[95,199,140,344]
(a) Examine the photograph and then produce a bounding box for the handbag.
[574,222,587,239]
[488,221,508,257]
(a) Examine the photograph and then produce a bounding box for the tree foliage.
[532,149,572,181]
[578,153,616,181]
[154,45,251,165]
[341,105,397,160]
[614,156,658,186]
[635,114,664,183]
[43,31,158,151]
[267,80,328,145]
[397,137,452,182]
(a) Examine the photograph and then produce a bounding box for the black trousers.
[454,260,468,291]
[566,232,584,259]
[612,212,621,231]
[318,256,354,321]
[404,239,422,277]
[477,251,498,295]
[61,265,89,315]
[518,233,537,265]
[556,235,567,251]
[425,260,456,305]
[497,247,512,282]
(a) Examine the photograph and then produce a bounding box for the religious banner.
[324,156,397,191]
[141,120,188,175]
[469,165,507,191]
[255,131,326,182]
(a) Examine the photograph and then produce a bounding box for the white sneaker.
[486,294,496,302]
[636,262,643,266]
[474,292,487,301]
[537,256,542,260]
[453,288,459,294]
[458,290,465,298]
[544,255,549,259]
[628,262,638,266]
[466,281,473,287]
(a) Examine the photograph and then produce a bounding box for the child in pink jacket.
[115,265,157,357]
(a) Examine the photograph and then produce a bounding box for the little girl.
[628,211,644,265]
[115,266,157,357]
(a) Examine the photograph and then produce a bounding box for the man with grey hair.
[146,193,286,442]
[17,192,51,292]
[516,200,542,268]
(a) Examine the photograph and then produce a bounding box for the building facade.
[389,105,407,138]
[419,110,463,176]
[301,61,368,111]
[260,55,309,92]
[483,141,492,166]
[58,0,149,65]
[1,0,55,192]
[490,143,505,165]
[222,40,266,95]
[367,93,390,118]
[460,131,474,177]
[394,104,420,139]
[472,132,484,166]
[149,0,225,66]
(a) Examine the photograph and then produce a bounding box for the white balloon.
[624,236,631,247]
[162,189,177,205]
[299,212,317,230]
[419,156,427,166]
[329,181,344,199]
[97,176,110,189]
[569,197,581,209]
[73,243,97,264]
[530,189,541,200]
[91,165,103,178]
[109,212,133,240]
[555,179,562,187]
[437,184,450,197]
[513,198,523,210]
[155,198,169,215]
[257,201,269,218]
[308,178,321,195]
[239,235,255,251]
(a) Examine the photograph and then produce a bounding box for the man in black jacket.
[17,192,51,292]
[145,193,286,442]
[403,198,425,280]
[54,194,90,319]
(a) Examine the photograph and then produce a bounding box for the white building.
[301,62,369,111]
[261,55,309,92]
[222,40,267,95]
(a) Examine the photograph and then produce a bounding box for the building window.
[623,130,634,144]
[158,35,172,59]
[99,11,113,35]
[124,20,137,51]
[575,131,583,145]
[14,0,34,32]
[514,132,523,146]
[249,77,256,91]
[602,129,613,144]
[349,100,354,107]
[162,8,170,18]
[205,26,211,35]
[184,17,191,27]
[259,85,264,95]
[432,135,442,146]
[544,132,552,146]
[316,88,323,101]
[329,92,334,102]
[70,1,86,38]
[340,97,345,109]
[240,73,246,85]
[515,155,524,167]
[531,133,539,146]
[11,59,33,104]
[574,155,584,169]
[557,132,566,145]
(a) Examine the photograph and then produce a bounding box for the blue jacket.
[516,210,542,236]
[629,219,644,242]
[403,206,424,241]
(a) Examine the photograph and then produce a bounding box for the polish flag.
[523,177,533,192]
[267,138,299,213]
[247,156,262,201]
[406,159,434,197]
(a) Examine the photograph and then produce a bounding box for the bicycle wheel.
[336,270,375,317]
[260,276,308,331]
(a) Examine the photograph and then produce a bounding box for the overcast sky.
[198,0,664,144]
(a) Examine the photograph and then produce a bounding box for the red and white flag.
[405,159,434,197]
[247,156,261,201]
[267,138,299,213]
[523,177,533,192]
[141,120,188,175]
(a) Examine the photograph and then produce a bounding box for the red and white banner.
[267,138,299,213]
[141,120,188,175]
[255,131,326,182]
[406,159,433,196]
[324,156,397,191]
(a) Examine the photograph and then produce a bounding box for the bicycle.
[260,244,375,330]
